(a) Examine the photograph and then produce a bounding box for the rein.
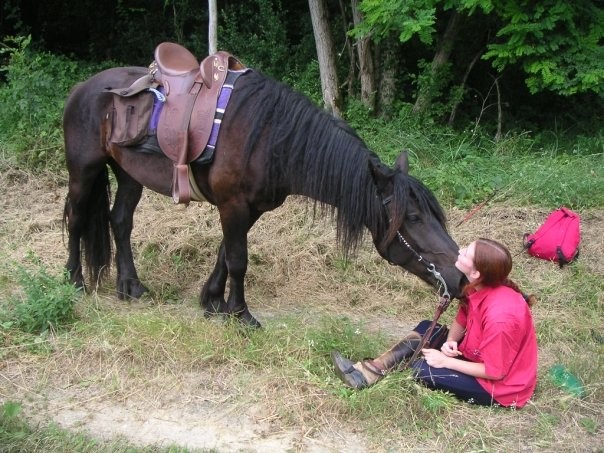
[380,193,452,367]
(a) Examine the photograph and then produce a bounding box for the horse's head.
[369,151,467,299]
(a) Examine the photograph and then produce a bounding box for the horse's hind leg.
[64,162,112,291]
[109,163,148,299]
[64,175,91,289]
[201,240,229,315]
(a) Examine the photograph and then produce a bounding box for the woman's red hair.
[463,238,536,307]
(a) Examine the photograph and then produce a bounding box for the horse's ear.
[394,150,409,175]
[368,158,395,193]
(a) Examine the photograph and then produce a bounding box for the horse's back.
[65,66,147,109]
[64,67,148,154]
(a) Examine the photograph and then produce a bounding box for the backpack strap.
[522,233,535,250]
[556,247,569,268]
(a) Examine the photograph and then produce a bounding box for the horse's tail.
[63,167,113,287]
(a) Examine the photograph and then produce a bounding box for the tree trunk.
[412,10,461,115]
[338,0,356,98]
[308,0,343,117]
[351,0,376,111]
[208,0,217,55]
[448,50,482,126]
[376,38,398,119]
[494,76,503,142]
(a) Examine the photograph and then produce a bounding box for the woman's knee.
[413,321,449,349]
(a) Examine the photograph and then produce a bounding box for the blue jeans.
[410,320,496,406]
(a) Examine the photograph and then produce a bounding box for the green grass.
[1,155,602,451]
[419,152,604,209]
[347,104,604,209]
[1,280,601,451]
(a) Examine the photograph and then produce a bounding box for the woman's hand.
[421,349,451,368]
[441,340,462,357]
[424,348,494,380]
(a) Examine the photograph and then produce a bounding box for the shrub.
[3,260,80,334]
[0,35,112,170]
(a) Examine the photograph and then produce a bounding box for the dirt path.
[19,382,367,452]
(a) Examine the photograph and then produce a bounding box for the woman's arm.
[441,320,466,357]
[421,349,501,380]
[446,320,466,342]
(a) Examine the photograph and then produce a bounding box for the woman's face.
[455,241,478,281]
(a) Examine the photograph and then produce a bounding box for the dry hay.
[3,167,601,323]
[1,167,603,451]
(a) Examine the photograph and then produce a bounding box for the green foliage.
[282,59,323,106]
[354,0,603,104]
[413,58,457,119]
[0,401,28,445]
[3,259,80,334]
[484,0,604,95]
[0,36,110,170]
[353,0,498,43]
[218,0,290,80]
[352,0,439,44]
[1,401,22,420]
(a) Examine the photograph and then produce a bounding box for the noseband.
[380,194,450,301]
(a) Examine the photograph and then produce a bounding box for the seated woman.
[331,238,538,408]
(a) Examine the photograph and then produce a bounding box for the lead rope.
[403,264,451,369]
[403,294,451,370]
[380,194,453,370]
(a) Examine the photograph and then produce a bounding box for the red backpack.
[523,207,581,267]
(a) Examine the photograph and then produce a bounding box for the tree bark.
[412,10,461,115]
[448,50,482,126]
[351,0,376,111]
[208,0,217,55]
[376,38,398,119]
[308,0,343,117]
[494,75,502,142]
[338,0,356,98]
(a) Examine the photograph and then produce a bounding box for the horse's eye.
[407,214,422,223]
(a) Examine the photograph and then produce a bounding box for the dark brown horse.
[63,64,466,327]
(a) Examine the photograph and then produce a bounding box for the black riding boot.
[331,331,422,389]
[375,330,422,370]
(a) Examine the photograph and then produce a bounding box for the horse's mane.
[228,70,447,256]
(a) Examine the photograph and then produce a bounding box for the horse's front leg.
[109,164,148,299]
[200,240,229,316]
[212,204,262,328]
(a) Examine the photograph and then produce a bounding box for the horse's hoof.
[117,280,148,300]
[236,310,262,329]
[71,279,86,292]
[66,268,85,290]
[202,298,227,315]
[203,310,226,321]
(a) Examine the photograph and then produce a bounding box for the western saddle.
[108,42,246,204]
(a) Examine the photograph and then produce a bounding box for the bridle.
[380,194,450,300]
[380,192,452,365]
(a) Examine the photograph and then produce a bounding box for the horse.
[62,63,466,328]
